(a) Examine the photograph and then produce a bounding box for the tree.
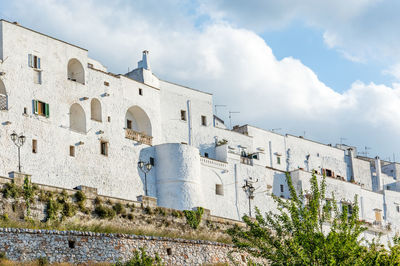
[227,172,369,265]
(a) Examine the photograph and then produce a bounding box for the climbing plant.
[183,207,204,229]
[23,177,35,216]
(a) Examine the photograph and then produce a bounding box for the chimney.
[375,156,383,191]
[137,50,151,71]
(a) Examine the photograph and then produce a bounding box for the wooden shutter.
[45,103,49,118]
[33,100,38,114]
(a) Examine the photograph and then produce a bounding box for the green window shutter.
[33,100,38,114]
[45,103,49,118]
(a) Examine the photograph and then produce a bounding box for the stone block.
[8,171,31,186]
[137,195,157,207]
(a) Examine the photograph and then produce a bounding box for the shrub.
[2,181,21,199]
[113,202,126,215]
[115,247,162,266]
[144,206,153,215]
[156,207,166,216]
[38,190,49,202]
[74,190,86,202]
[37,256,49,266]
[127,213,134,220]
[183,207,204,229]
[46,198,61,221]
[1,213,8,221]
[94,197,102,205]
[171,210,182,218]
[95,205,116,219]
[62,201,76,218]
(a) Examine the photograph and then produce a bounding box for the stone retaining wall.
[0,228,250,265]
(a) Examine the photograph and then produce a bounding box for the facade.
[0,20,399,240]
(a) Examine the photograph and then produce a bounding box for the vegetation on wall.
[183,207,204,229]
[228,172,400,265]
[115,248,163,266]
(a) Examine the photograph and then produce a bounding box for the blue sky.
[1,0,399,161]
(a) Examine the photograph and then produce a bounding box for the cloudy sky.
[1,0,399,160]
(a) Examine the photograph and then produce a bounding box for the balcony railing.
[240,156,253,166]
[125,128,152,146]
[0,94,7,110]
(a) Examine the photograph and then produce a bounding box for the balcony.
[240,156,253,166]
[0,94,7,110]
[125,128,152,146]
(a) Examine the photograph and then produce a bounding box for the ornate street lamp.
[242,178,258,217]
[10,131,26,172]
[138,160,153,196]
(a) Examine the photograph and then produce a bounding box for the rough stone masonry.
[0,228,253,265]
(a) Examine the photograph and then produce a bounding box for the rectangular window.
[180,110,187,121]
[397,205,400,213]
[69,146,75,157]
[32,139,37,153]
[277,156,281,164]
[150,157,155,166]
[23,107,27,115]
[33,70,42,84]
[139,88,143,95]
[107,116,111,122]
[28,54,41,69]
[325,169,332,177]
[216,184,224,196]
[104,81,109,86]
[33,100,49,118]
[100,141,108,156]
[126,119,132,129]
[201,115,207,126]
[280,184,284,193]
[375,210,382,222]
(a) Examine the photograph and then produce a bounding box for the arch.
[70,103,86,133]
[125,105,152,136]
[90,98,102,122]
[67,58,85,84]
[0,80,7,110]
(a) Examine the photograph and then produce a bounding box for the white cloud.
[1,0,399,159]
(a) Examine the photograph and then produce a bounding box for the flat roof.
[159,79,213,96]
[0,19,88,51]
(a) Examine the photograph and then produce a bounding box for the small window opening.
[180,110,187,121]
[166,248,172,256]
[100,141,108,156]
[149,157,155,166]
[204,152,209,158]
[277,156,281,165]
[69,146,75,157]
[28,54,41,70]
[216,184,224,196]
[32,139,37,153]
[325,169,332,177]
[23,107,27,115]
[68,240,76,249]
[201,115,207,126]
[127,119,132,129]
[107,116,111,122]
[139,88,143,95]
[280,184,284,193]
[104,81,109,86]
[396,205,400,213]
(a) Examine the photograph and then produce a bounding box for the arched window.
[0,80,7,110]
[90,98,102,122]
[70,103,86,133]
[125,106,152,136]
[67,59,85,84]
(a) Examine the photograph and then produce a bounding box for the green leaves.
[227,172,396,265]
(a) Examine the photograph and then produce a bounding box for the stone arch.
[125,105,152,136]
[70,103,86,133]
[90,98,102,122]
[67,58,85,84]
[0,80,7,110]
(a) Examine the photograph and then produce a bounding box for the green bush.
[183,207,204,229]
[2,181,21,199]
[127,213,134,220]
[156,207,166,216]
[115,247,162,266]
[171,210,183,218]
[144,206,153,215]
[62,201,76,218]
[94,196,102,205]
[74,190,87,212]
[95,205,116,219]
[37,256,49,266]
[113,202,126,215]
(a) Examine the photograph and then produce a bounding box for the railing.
[0,94,7,110]
[200,157,228,170]
[240,156,253,166]
[125,128,152,146]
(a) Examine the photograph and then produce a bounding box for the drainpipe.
[187,100,192,146]
[269,141,273,168]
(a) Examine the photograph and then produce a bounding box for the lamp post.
[138,160,153,196]
[10,132,26,173]
[242,178,257,217]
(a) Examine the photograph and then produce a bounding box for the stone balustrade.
[125,128,152,145]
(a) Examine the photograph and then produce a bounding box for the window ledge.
[91,118,102,123]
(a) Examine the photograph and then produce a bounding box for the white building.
[0,20,399,240]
